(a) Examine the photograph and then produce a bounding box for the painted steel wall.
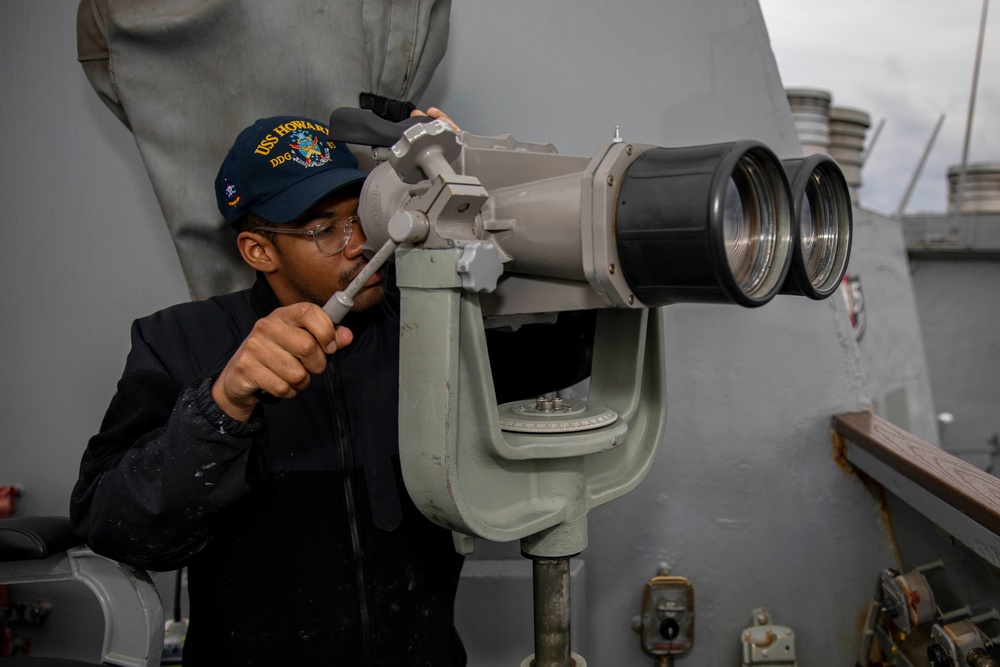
[1,1,189,659]
[848,209,940,444]
[1,3,190,517]
[911,256,1000,468]
[902,212,1000,469]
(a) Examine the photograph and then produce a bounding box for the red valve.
[0,486,20,519]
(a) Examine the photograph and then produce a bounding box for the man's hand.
[212,303,354,422]
[410,107,461,133]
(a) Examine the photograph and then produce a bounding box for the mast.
[954,0,990,213]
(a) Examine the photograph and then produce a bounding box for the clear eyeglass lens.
[314,218,355,255]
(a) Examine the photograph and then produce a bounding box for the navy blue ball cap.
[215,115,368,227]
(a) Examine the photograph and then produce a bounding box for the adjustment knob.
[659,618,680,640]
[389,119,461,184]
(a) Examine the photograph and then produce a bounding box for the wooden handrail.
[833,411,1000,537]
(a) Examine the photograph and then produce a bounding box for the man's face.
[269,189,384,311]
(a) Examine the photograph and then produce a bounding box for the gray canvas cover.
[78,0,450,298]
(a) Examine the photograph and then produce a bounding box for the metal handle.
[322,238,399,323]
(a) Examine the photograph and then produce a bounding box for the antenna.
[860,118,885,167]
[954,0,991,213]
[896,113,946,218]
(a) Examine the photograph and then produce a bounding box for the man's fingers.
[410,107,461,132]
[326,325,353,354]
[246,317,325,377]
[274,302,354,357]
[246,304,355,386]
[214,303,355,419]
[276,303,336,345]
[225,337,310,396]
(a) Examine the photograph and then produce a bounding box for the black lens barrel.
[780,154,853,299]
[614,141,793,307]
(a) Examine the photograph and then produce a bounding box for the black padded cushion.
[328,107,432,147]
[0,516,83,562]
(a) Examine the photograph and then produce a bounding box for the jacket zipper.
[326,363,374,664]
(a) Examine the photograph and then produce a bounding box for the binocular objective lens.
[799,194,816,266]
[802,168,842,290]
[723,158,777,299]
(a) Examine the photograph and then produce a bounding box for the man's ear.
[237,231,280,274]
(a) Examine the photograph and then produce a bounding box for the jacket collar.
[250,272,282,318]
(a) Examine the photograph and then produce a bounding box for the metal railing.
[833,411,1000,569]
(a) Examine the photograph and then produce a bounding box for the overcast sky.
[759,0,999,215]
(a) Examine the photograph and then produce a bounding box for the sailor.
[70,109,480,666]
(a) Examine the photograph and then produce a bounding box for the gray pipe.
[532,557,572,667]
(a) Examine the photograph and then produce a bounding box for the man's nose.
[344,220,367,259]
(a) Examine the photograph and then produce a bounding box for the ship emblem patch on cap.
[224,178,240,207]
[289,130,331,168]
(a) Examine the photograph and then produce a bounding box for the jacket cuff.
[191,375,264,440]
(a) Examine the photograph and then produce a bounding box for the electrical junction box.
[639,575,694,658]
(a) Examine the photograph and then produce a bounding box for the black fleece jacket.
[71,274,593,667]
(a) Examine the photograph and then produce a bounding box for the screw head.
[607,175,615,186]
